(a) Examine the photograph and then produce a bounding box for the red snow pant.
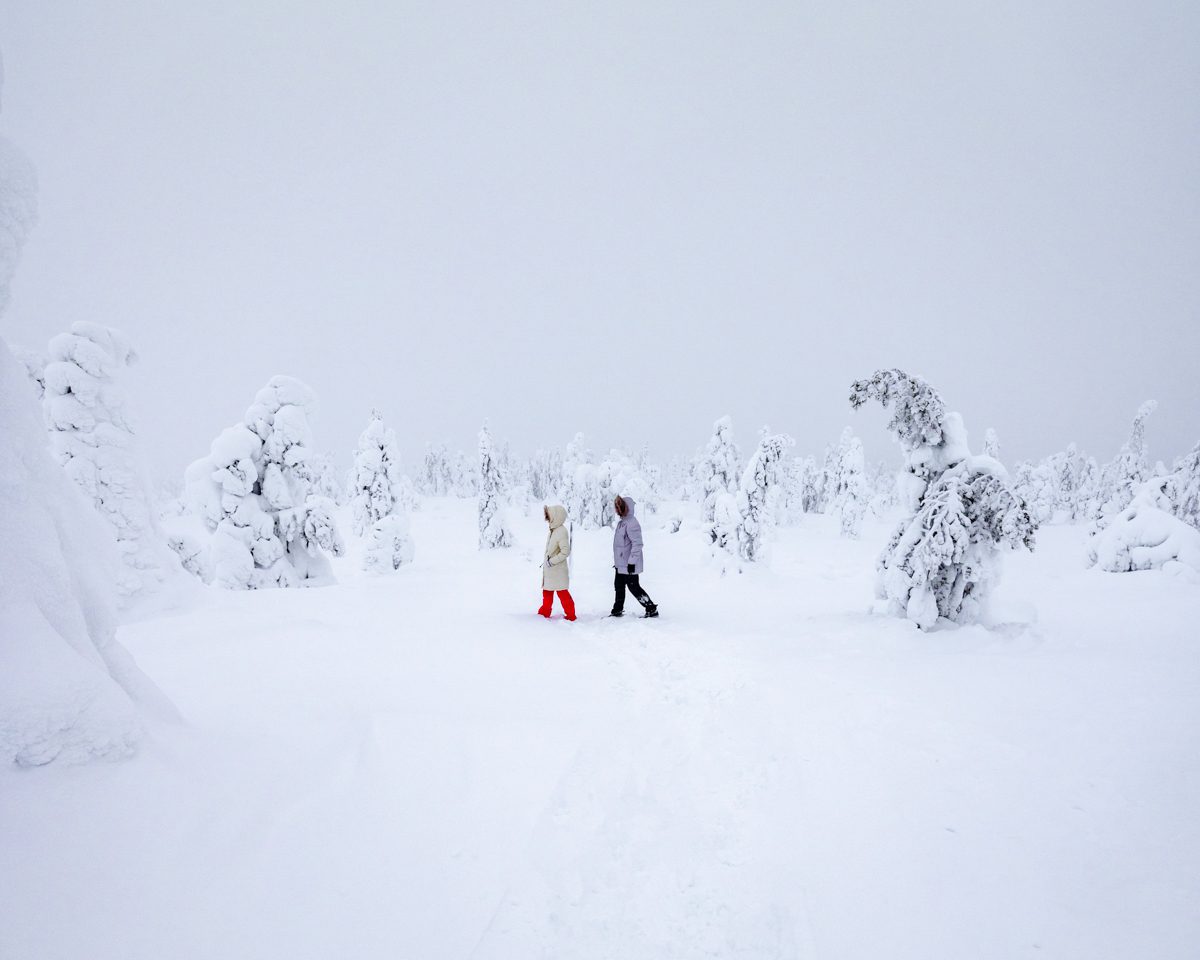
[539,590,576,621]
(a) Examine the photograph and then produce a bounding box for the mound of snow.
[1089,482,1200,574]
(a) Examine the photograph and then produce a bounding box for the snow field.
[2,499,1198,959]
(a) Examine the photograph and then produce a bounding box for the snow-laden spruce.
[0,74,174,763]
[349,411,406,537]
[310,453,346,506]
[478,423,512,549]
[1167,444,1200,530]
[983,428,1000,461]
[185,376,344,588]
[1095,400,1157,529]
[41,322,179,600]
[420,442,455,497]
[695,415,740,530]
[735,431,794,563]
[850,369,1036,629]
[830,427,868,538]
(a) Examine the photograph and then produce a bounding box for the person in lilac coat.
[611,495,658,618]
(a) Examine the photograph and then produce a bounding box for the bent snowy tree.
[850,369,1036,629]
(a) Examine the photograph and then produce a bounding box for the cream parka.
[542,504,571,591]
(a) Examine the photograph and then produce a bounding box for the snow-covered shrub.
[349,411,405,536]
[42,322,179,601]
[696,416,740,528]
[850,369,1036,629]
[364,514,415,572]
[831,427,868,539]
[734,431,794,563]
[167,531,212,583]
[478,424,512,548]
[1088,477,1200,574]
[709,491,741,575]
[185,376,344,589]
[13,345,45,397]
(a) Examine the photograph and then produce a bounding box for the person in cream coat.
[538,504,576,621]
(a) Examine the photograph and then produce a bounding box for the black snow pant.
[613,570,654,614]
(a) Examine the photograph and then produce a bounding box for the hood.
[545,504,567,529]
[617,496,636,518]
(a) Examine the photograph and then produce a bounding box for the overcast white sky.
[1,0,1197,481]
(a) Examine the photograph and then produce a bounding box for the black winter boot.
[610,609,624,618]
[642,604,659,618]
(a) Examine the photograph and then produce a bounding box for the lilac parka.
[612,496,644,574]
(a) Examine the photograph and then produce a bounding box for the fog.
[1,0,1196,481]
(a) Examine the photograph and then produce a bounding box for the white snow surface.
[3,498,1198,958]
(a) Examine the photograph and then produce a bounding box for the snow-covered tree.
[599,448,656,521]
[709,491,741,575]
[696,416,740,530]
[1166,444,1200,530]
[779,457,805,526]
[349,411,405,537]
[478,423,512,548]
[417,442,453,497]
[41,322,179,600]
[562,432,603,528]
[1,337,178,765]
[310,453,345,506]
[185,376,344,589]
[0,83,36,318]
[1014,459,1056,525]
[868,460,898,516]
[983,428,1000,461]
[832,429,868,539]
[529,447,563,502]
[0,74,175,763]
[451,449,478,498]
[850,369,1036,629]
[1076,455,1103,520]
[364,514,415,573]
[1096,400,1157,527]
[734,431,794,563]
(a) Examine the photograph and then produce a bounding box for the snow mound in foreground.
[1088,479,1200,574]
[0,337,175,766]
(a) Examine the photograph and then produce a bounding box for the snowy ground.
[3,500,1198,960]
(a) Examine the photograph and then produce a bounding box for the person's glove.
[627,564,635,574]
